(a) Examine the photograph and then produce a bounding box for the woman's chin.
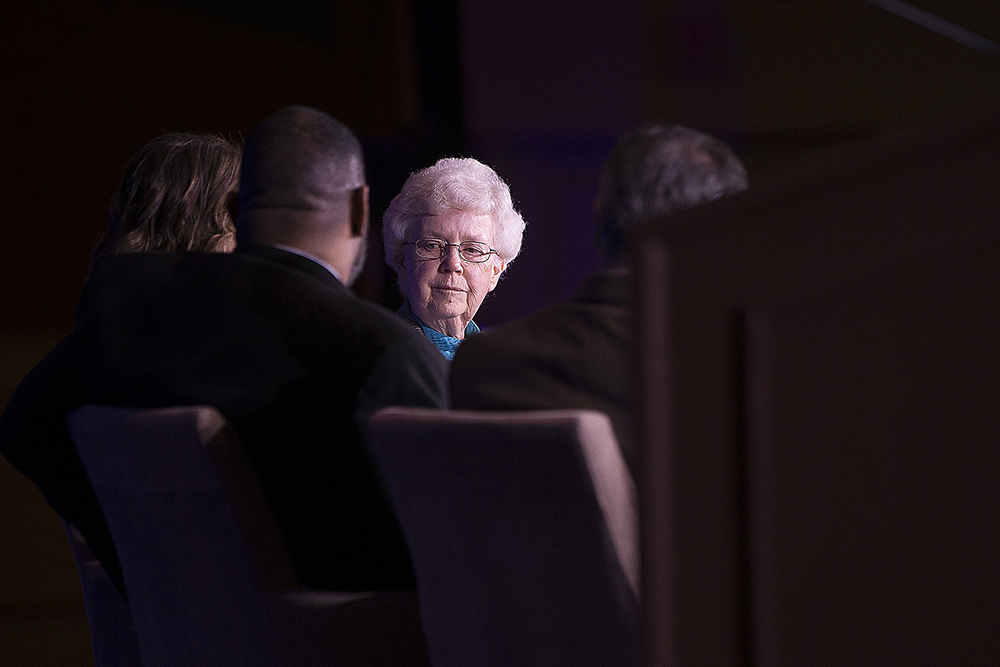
[422,297,465,319]
[420,308,469,334]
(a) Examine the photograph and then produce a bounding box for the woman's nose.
[439,245,463,272]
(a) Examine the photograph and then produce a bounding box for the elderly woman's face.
[399,209,504,338]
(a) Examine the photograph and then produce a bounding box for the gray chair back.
[62,520,143,667]
[368,407,640,667]
[68,405,275,667]
[68,404,429,667]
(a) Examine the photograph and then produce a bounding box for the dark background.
[1,1,998,664]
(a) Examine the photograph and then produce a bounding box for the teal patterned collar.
[397,300,480,361]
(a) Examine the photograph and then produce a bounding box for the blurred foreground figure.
[0,107,449,595]
[450,125,747,477]
[92,132,241,260]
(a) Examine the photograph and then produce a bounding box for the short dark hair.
[95,132,241,260]
[238,106,365,215]
[594,125,748,264]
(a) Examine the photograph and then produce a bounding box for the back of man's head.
[594,125,747,265]
[237,106,366,246]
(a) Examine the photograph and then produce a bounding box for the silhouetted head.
[237,106,369,284]
[94,132,241,262]
[594,125,747,266]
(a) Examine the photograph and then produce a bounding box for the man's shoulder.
[236,252,440,349]
[460,293,613,356]
[462,306,554,352]
[86,251,429,355]
[454,272,631,379]
[236,251,446,365]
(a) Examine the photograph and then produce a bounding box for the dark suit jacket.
[450,269,635,477]
[0,244,449,594]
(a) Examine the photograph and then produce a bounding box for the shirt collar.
[401,301,480,360]
[270,244,345,284]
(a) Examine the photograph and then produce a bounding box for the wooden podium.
[635,110,1000,666]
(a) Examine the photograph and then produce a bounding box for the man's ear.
[350,185,369,238]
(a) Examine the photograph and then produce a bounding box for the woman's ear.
[393,252,408,290]
[487,259,505,291]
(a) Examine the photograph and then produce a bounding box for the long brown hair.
[94,133,241,260]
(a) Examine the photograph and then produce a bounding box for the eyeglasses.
[404,238,498,264]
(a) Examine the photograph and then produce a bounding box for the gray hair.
[383,157,525,268]
[595,125,747,264]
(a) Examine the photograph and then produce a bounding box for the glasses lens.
[459,242,491,263]
[413,239,445,259]
[410,239,494,262]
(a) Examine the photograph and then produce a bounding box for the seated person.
[450,125,748,478]
[0,108,449,596]
[382,158,526,359]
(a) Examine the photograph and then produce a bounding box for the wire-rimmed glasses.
[404,238,498,264]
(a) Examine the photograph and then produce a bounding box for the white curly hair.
[382,157,525,270]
